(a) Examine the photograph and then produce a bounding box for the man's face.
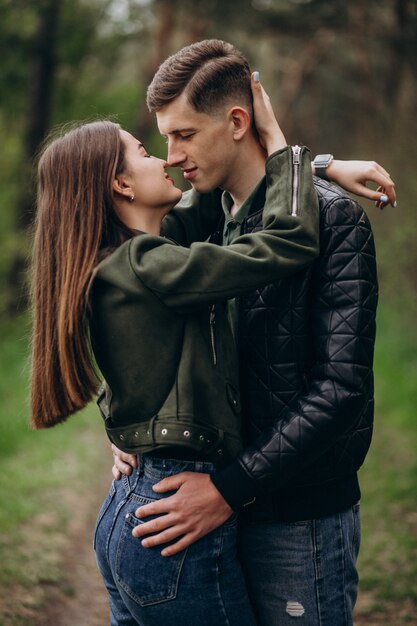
[156,93,237,194]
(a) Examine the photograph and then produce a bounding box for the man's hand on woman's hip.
[111,444,233,556]
[132,471,233,556]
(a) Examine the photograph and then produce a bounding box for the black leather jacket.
[211,179,378,521]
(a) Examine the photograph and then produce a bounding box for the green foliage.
[0,1,39,115]
[0,315,31,458]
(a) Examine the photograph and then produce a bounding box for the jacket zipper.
[209,304,217,366]
[291,145,301,217]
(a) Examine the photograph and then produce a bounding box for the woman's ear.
[112,173,133,200]
[229,106,251,142]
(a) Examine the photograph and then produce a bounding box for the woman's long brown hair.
[31,121,132,428]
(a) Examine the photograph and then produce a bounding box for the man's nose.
[166,141,186,167]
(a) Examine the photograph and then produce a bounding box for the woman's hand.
[323,159,397,209]
[251,71,287,156]
[111,443,137,479]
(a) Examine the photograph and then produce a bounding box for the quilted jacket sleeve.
[211,191,378,509]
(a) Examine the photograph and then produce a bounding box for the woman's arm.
[118,144,318,312]
[314,158,396,209]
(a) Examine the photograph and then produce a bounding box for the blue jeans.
[94,455,257,626]
[238,504,361,626]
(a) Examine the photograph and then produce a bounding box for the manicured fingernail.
[379,194,388,203]
[253,71,260,82]
[392,201,397,208]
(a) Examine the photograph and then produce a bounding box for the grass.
[0,313,110,624]
[355,304,417,623]
[0,302,416,623]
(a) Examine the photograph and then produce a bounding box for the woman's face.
[118,130,182,210]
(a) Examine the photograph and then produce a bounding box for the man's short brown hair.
[146,39,253,117]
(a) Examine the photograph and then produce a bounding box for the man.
[112,40,395,625]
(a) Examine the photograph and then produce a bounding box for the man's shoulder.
[313,176,358,210]
[313,177,372,231]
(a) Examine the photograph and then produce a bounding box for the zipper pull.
[292,144,301,164]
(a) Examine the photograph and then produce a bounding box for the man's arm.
[211,192,378,508]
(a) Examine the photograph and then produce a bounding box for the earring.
[129,194,135,202]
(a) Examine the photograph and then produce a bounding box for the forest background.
[0,0,416,624]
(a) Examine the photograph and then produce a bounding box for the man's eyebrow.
[164,128,197,136]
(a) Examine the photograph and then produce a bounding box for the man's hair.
[146,39,253,117]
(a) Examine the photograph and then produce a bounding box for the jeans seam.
[339,511,349,626]
[312,519,323,626]
[351,505,359,557]
[215,538,231,626]
[93,483,116,552]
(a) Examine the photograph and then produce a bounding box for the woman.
[31,76,318,625]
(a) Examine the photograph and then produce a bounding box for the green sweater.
[91,146,319,460]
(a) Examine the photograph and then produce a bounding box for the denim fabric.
[94,455,256,626]
[238,504,361,626]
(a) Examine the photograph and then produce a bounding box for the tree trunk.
[17,0,61,230]
[7,0,61,316]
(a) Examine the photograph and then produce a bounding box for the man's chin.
[190,180,216,194]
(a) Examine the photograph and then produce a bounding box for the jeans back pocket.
[115,505,188,607]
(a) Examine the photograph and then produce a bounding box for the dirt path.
[34,472,110,626]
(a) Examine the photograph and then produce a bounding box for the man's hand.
[132,472,233,557]
[111,444,137,480]
[323,159,396,209]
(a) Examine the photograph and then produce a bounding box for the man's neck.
[225,139,267,217]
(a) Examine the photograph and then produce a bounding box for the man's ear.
[112,173,133,200]
[228,106,251,141]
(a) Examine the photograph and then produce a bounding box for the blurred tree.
[17,0,61,231]
[132,0,177,143]
[4,0,61,313]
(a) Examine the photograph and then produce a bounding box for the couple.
[31,40,395,626]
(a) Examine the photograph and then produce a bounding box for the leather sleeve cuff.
[211,459,258,511]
